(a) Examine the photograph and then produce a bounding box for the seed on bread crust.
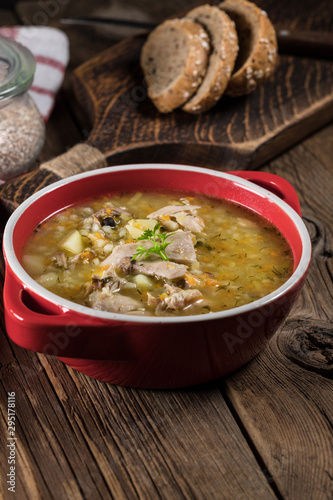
[140,18,210,113]
[182,4,239,114]
[219,0,278,96]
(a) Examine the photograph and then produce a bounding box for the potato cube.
[60,230,84,254]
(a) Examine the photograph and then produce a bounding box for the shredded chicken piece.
[166,231,197,264]
[100,232,195,280]
[51,252,68,269]
[132,260,187,280]
[89,290,143,313]
[93,206,132,219]
[147,204,205,232]
[147,204,201,218]
[148,284,203,314]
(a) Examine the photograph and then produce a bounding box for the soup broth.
[22,191,294,316]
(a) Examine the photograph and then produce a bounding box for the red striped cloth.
[0,26,69,121]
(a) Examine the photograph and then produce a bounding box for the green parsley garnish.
[132,223,174,261]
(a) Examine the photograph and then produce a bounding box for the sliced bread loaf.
[140,18,210,113]
[219,0,278,96]
[182,4,239,114]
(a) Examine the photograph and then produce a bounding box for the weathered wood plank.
[0,318,278,499]
[39,93,84,165]
[1,0,333,210]
[1,3,332,499]
[221,122,333,500]
[223,335,333,500]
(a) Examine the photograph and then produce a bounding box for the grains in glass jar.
[0,35,45,180]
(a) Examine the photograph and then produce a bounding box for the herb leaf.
[132,223,174,261]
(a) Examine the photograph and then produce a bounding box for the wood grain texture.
[0,124,332,500]
[71,34,333,169]
[0,339,279,499]
[223,338,333,499]
[1,3,333,499]
[222,123,333,500]
[278,319,333,376]
[70,0,333,167]
[1,0,333,211]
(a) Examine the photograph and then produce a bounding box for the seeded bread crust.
[219,0,278,96]
[140,18,210,113]
[182,5,239,114]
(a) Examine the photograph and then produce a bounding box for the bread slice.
[219,0,278,96]
[140,18,210,113]
[182,4,239,114]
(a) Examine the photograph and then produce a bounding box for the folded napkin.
[0,26,70,121]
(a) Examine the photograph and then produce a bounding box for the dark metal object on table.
[60,17,333,59]
[60,17,157,31]
[277,29,333,59]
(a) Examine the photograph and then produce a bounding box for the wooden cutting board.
[1,0,332,212]
[75,32,333,170]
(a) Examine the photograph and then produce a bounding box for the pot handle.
[4,276,134,360]
[229,171,302,216]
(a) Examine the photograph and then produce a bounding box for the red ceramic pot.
[3,165,311,388]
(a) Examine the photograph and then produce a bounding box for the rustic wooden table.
[1,1,332,499]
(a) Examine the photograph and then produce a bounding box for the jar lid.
[0,34,35,102]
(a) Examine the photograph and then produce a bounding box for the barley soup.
[22,190,294,316]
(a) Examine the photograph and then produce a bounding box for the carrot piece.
[95,265,110,273]
[184,272,198,286]
[79,251,94,260]
[205,278,219,287]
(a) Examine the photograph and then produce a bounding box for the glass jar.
[0,34,45,180]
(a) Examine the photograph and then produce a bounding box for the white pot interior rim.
[4,163,312,324]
